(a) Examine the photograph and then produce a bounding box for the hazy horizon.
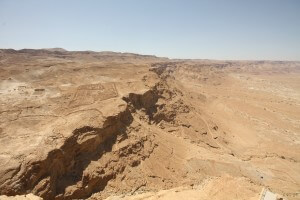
[2,47,300,62]
[0,0,299,61]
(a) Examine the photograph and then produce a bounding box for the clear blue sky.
[0,0,299,60]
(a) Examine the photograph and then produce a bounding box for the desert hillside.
[0,49,299,200]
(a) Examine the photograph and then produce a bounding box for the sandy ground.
[0,49,299,200]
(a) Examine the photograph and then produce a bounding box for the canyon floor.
[0,49,299,200]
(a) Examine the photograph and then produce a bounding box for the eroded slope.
[0,50,299,200]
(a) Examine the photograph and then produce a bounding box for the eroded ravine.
[0,65,192,199]
[1,51,299,200]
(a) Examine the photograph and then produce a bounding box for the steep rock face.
[123,83,188,124]
[124,64,191,126]
[2,50,299,200]
[0,95,154,199]
[31,108,134,199]
[0,49,164,199]
[0,64,189,199]
[1,105,132,197]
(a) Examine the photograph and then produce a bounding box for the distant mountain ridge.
[0,48,165,59]
[42,48,67,52]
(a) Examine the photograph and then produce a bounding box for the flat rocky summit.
[0,49,299,199]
